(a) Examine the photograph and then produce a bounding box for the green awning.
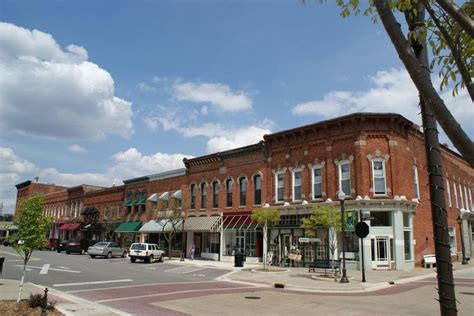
[136,198,147,205]
[115,221,142,233]
[123,200,133,206]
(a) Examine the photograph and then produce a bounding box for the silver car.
[88,241,127,259]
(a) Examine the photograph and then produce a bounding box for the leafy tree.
[300,205,341,262]
[251,206,280,270]
[8,195,51,302]
[157,210,183,260]
[310,0,474,167]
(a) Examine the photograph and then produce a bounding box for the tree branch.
[374,0,474,167]
[435,0,474,38]
[426,2,474,101]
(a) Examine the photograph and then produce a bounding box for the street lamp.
[338,191,349,283]
[180,211,186,261]
[457,213,468,265]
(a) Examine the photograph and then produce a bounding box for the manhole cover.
[244,296,261,300]
[460,292,474,296]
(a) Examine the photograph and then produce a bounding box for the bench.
[308,259,341,275]
[423,254,436,268]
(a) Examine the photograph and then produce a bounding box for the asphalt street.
[0,246,231,292]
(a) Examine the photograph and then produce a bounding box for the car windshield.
[131,244,146,250]
[94,242,109,247]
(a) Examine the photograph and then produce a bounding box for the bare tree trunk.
[405,2,458,315]
[436,0,474,38]
[374,0,474,168]
[17,260,27,303]
[263,221,268,270]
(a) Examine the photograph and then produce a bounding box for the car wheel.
[122,251,127,258]
[90,255,96,258]
[158,254,163,262]
[106,252,112,259]
[66,251,70,254]
[80,249,85,255]
[130,257,136,263]
[147,255,154,263]
[57,250,61,253]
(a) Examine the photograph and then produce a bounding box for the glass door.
[372,236,390,269]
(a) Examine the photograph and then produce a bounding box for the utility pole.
[405,3,457,314]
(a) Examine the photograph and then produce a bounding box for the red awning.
[58,223,81,231]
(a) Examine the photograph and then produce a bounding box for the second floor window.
[412,165,420,199]
[446,179,452,207]
[372,160,386,195]
[276,172,284,202]
[312,167,322,199]
[239,177,247,206]
[212,181,219,208]
[226,179,233,207]
[339,163,351,196]
[453,182,459,208]
[190,184,196,209]
[201,183,207,209]
[254,174,261,205]
[459,184,465,209]
[293,170,302,201]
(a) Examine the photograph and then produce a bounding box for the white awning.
[159,191,169,201]
[147,193,158,202]
[184,216,221,232]
[172,190,182,199]
[139,219,183,233]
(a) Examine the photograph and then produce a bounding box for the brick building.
[14,113,473,270]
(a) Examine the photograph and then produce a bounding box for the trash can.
[234,253,244,267]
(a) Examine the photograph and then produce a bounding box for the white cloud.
[67,144,88,154]
[0,22,134,139]
[172,82,252,112]
[291,68,473,139]
[136,82,156,92]
[206,125,271,153]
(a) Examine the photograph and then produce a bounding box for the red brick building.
[14,113,473,270]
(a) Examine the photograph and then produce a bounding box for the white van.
[129,243,164,263]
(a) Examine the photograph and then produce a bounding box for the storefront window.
[370,211,392,226]
[449,227,456,255]
[403,212,412,260]
[224,230,257,257]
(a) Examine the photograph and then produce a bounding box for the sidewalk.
[167,258,474,293]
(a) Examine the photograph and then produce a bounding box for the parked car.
[129,243,164,263]
[56,240,69,253]
[88,241,127,259]
[65,238,90,255]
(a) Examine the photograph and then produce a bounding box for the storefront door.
[194,233,202,256]
[372,236,391,269]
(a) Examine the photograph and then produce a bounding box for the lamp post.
[338,191,349,283]
[180,211,186,261]
[457,213,468,265]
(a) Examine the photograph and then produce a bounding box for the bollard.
[41,287,48,316]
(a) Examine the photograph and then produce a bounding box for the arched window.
[212,181,219,208]
[201,182,207,209]
[190,184,196,209]
[254,174,261,205]
[226,179,233,207]
[239,177,247,207]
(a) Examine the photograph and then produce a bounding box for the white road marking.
[58,266,70,270]
[96,286,263,303]
[53,279,133,287]
[14,265,80,273]
[66,280,217,293]
[39,264,50,275]
[164,266,189,273]
[26,268,32,271]
[145,267,156,270]
[180,267,206,274]
[6,259,25,262]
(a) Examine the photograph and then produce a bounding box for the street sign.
[298,237,320,243]
[355,222,369,238]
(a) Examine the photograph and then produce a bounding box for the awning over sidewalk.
[115,221,142,233]
[139,219,183,233]
[184,216,221,232]
[147,193,158,202]
[223,214,260,231]
[58,223,81,231]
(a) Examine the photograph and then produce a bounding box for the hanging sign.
[298,237,320,243]
[345,210,357,232]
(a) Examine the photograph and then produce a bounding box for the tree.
[8,195,51,302]
[300,205,341,270]
[251,206,281,270]
[157,210,183,260]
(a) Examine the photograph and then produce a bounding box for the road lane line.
[53,279,133,287]
[95,286,264,303]
[14,265,80,273]
[39,264,50,275]
[164,266,189,272]
[180,267,206,274]
[58,266,70,270]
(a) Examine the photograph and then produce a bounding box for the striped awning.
[223,214,261,231]
[147,193,158,202]
[159,192,169,201]
[172,190,182,199]
[184,216,221,232]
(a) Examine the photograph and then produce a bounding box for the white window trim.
[453,182,459,209]
[459,183,465,209]
[275,171,285,203]
[446,179,452,208]
[448,227,457,255]
[463,185,469,211]
[338,161,351,197]
[468,186,473,211]
[371,159,387,196]
[413,165,420,199]
[292,168,303,202]
[403,213,413,261]
[311,165,323,200]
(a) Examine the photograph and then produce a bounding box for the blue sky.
[0,0,472,214]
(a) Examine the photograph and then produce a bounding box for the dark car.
[56,240,68,253]
[65,239,90,255]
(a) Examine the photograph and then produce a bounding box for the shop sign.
[298,237,320,243]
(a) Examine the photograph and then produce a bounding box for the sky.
[0,0,472,214]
